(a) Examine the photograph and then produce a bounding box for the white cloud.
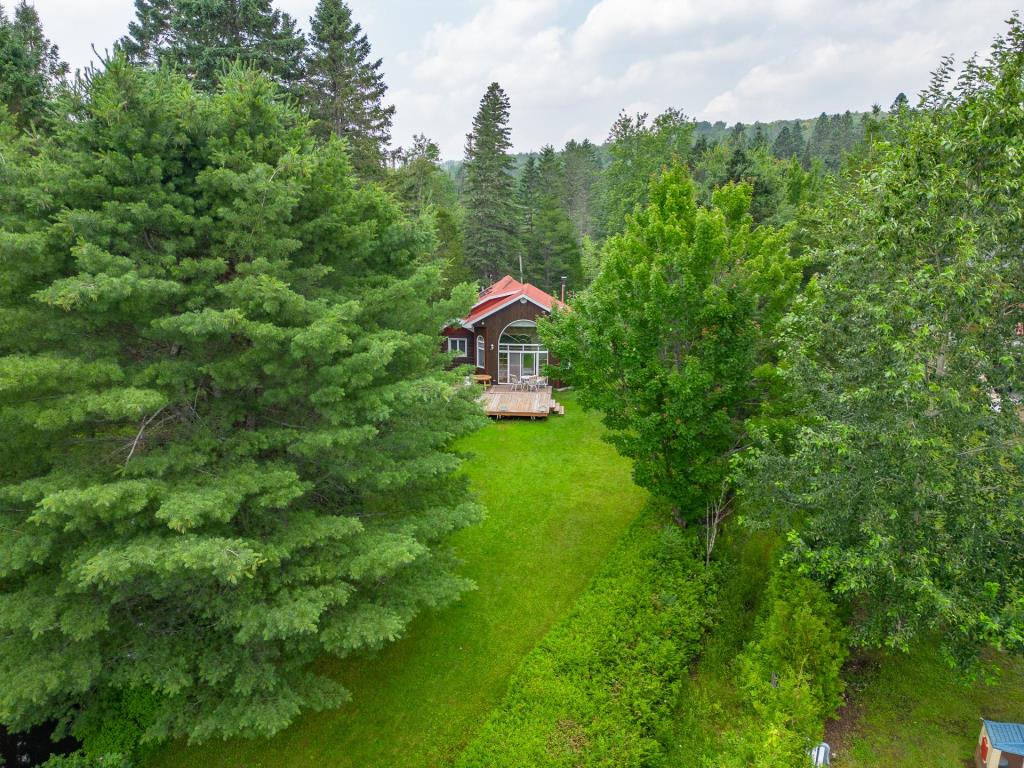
[24,0,1022,159]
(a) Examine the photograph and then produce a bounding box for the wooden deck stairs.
[479,385,563,418]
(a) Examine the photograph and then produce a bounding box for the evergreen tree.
[517,154,540,276]
[0,60,483,744]
[387,134,466,282]
[561,138,602,242]
[305,0,394,175]
[530,145,581,293]
[0,1,66,129]
[119,0,305,93]
[462,82,521,281]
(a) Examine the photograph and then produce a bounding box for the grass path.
[151,393,646,768]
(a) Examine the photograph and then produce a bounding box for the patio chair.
[509,375,521,391]
[534,376,548,389]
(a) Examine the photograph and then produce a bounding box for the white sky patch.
[22,0,1021,159]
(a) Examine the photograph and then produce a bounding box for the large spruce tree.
[0,60,483,743]
[528,146,580,293]
[462,82,521,281]
[0,1,66,129]
[305,0,394,175]
[119,0,305,93]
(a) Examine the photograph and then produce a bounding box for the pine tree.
[119,0,306,94]
[561,138,602,242]
[531,145,581,293]
[0,1,66,129]
[462,82,521,281]
[305,0,394,175]
[0,59,483,744]
[517,154,540,278]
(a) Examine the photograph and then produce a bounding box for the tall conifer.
[305,0,394,175]
[462,82,521,281]
[0,60,482,744]
[119,0,305,93]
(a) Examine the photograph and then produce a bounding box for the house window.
[448,337,468,357]
[476,335,485,368]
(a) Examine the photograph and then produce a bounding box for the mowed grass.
[835,643,1024,768]
[150,392,647,768]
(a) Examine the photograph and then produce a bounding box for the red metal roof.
[462,275,565,326]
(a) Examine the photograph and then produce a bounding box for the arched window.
[497,320,548,383]
[476,334,485,368]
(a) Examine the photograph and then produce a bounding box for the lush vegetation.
[2,0,1023,764]
[456,503,711,767]
[146,394,647,767]
[543,170,801,525]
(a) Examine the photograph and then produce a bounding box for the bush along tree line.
[455,503,713,768]
[0,57,485,763]
[543,14,1024,758]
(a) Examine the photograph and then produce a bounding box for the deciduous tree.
[741,19,1024,664]
[544,168,801,523]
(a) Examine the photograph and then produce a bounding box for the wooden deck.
[479,385,564,418]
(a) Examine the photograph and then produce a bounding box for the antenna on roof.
[560,275,567,304]
[517,252,524,285]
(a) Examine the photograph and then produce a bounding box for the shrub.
[41,753,130,768]
[712,568,847,767]
[455,504,713,767]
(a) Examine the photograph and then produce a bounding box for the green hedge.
[455,505,713,768]
[714,568,847,768]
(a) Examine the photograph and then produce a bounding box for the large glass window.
[497,320,549,383]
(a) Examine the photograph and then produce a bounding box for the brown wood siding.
[471,299,550,381]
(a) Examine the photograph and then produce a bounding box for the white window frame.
[476,335,485,368]
[448,337,468,356]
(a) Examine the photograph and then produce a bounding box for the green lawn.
[150,392,647,768]
[835,644,1024,768]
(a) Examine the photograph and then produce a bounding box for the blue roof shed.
[984,721,1024,756]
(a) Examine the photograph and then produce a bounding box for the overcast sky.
[26,0,1019,160]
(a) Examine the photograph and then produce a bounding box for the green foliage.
[119,0,305,94]
[0,1,67,130]
[455,504,713,768]
[561,138,603,243]
[544,168,802,522]
[71,687,160,760]
[462,82,521,280]
[305,0,395,175]
[739,16,1024,664]
[601,108,693,237]
[519,145,581,293]
[40,753,130,768]
[0,60,484,744]
[713,571,846,768]
[387,134,467,283]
